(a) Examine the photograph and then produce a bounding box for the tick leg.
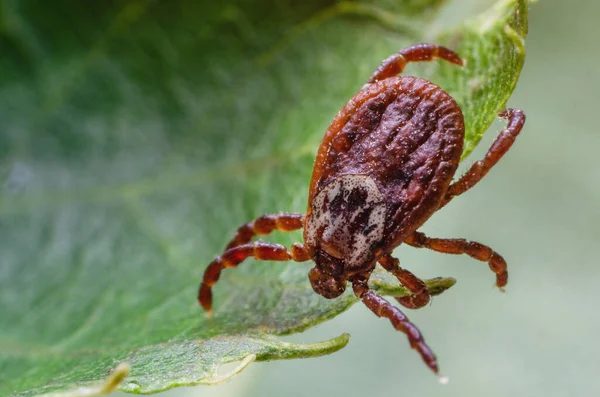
[224,213,304,250]
[440,109,526,208]
[351,274,439,375]
[379,254,430,309]
[368,43,463,83]
[199,242,310,315]
[406,231,508,289]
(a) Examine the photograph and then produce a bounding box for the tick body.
[199,43,526,376]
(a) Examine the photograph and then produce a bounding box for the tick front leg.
[224,213,304,250]
[440,109,526,208]
[199,242,310,315]
[406,231,508,289]
[368,43,463,83]
[351,275,439,375]
[379,254,430,309]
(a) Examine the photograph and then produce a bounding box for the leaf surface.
[0,0,527,395]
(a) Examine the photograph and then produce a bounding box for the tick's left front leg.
[199,242,310,316]
[440,108,526,208]
[223,213,304,250]
[406,231,508,289]
[378,254,430,309]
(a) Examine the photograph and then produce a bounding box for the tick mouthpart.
[308,267,346,299]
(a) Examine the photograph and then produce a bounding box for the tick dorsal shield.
[305,175,387,271]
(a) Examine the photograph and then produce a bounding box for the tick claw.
[438,375,450,385]
[205,310,213,319]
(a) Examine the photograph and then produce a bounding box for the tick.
[199,43,525,377]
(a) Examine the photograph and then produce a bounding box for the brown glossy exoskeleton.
[199,43,526,377]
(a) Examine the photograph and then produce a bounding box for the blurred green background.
[150,0,600,396]
[2,0,598,396]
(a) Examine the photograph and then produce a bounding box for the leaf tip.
[426,277,457,297]
[337,332,351,347]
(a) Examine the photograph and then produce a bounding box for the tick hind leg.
[440,109,526,208]
[351,274,439,375]
[406,231,508,289]
[379,254,430,309]
[199,241,310,316]
[368,43,464,83]
[223,213,304,250]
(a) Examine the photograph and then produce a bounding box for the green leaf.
[0,0,527,395]
[435,0,529,158]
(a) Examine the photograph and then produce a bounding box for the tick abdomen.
[310,76,465,246]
